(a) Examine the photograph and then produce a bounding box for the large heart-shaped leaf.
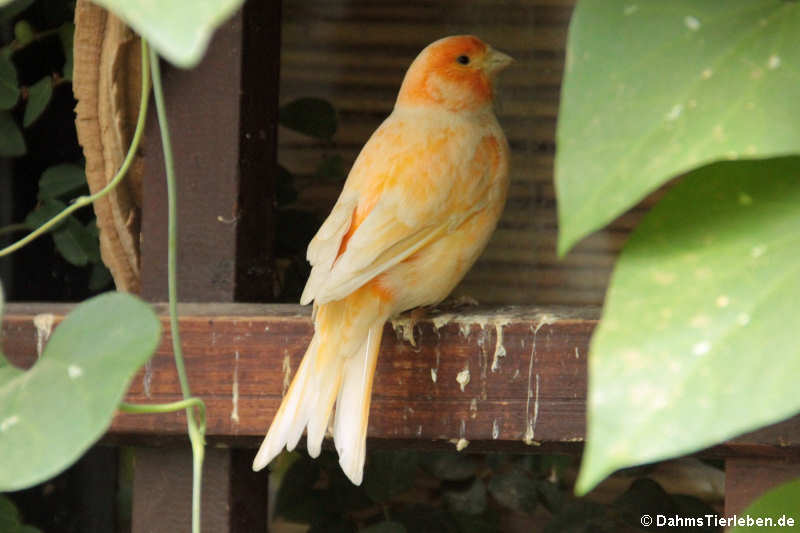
[88,0,245,68]
[577,157,800,493]
[556,0,800,255]
[0,292,161,491]
[730,478,800,532]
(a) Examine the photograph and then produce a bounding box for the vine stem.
[119,399,207,433]
[149,45,205,533]
[0,223,29,237]
[0,42,151,258]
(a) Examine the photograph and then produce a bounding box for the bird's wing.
[301,113,499,305]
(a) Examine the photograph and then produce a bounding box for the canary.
[253,35,513,484]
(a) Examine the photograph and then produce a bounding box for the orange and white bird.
[253,35,512,484]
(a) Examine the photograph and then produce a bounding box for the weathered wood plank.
[4,302,800,456]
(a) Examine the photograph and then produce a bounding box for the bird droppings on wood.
[492,418,500,440]
[491,319,512,372]
[430,367,438,383]
[231,351,240,424]
[391,315,418,347]
[525,373,542,446]
[456,366,470,392]
[454,438,469,451]
[470,398,478,419]
[143,360,153,398]
[33,313,54,358]
[282,352,292,396]
[525,314,556,445]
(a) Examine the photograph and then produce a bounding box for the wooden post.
[132,0,281,529]
[139,1,280,303]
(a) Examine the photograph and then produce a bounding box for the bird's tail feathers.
[334,322,383,484]
[253,300,385,485]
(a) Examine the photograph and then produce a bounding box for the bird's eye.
[456,55,470,65]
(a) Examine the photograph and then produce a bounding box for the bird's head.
[396,35,513,112]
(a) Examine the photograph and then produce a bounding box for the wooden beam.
[725,458,800,515]
[4,302,800,456]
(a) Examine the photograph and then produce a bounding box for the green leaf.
[315,154,346,182]
[450,510,498,533]
[0,495,42,533]
[88,0,244,68]
[730,478,800,532]
[555,0,800,254]
[0,496,21,532]
[276,165,298,207]
[13,20,33,45]
[363,451,419,503]
[0,292,162,491]
[274,456,322,521]
[422,451,478,481]
[0,0,33,23]
[58,22,74,81]
[24,198,67,230]
[577,157,800,493]
[542,501,612,533]
[487,468,538,514]
[394,505,458,533]
[443,479,487,516]
[279,98,337,139]
[23,76,52,127]
[89,262,113,292]
[0,55,18,110]
[38,164,87,200]
[52,217,101,266]
[361,522,407,533]
[0,111,24,156]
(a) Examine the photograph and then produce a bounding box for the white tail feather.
[334,323,383,485]
[252,319,384,483]
[252,335,341,470]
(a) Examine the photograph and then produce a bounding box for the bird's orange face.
[396,35,513,112]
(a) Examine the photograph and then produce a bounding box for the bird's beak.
[484,48,514,75]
